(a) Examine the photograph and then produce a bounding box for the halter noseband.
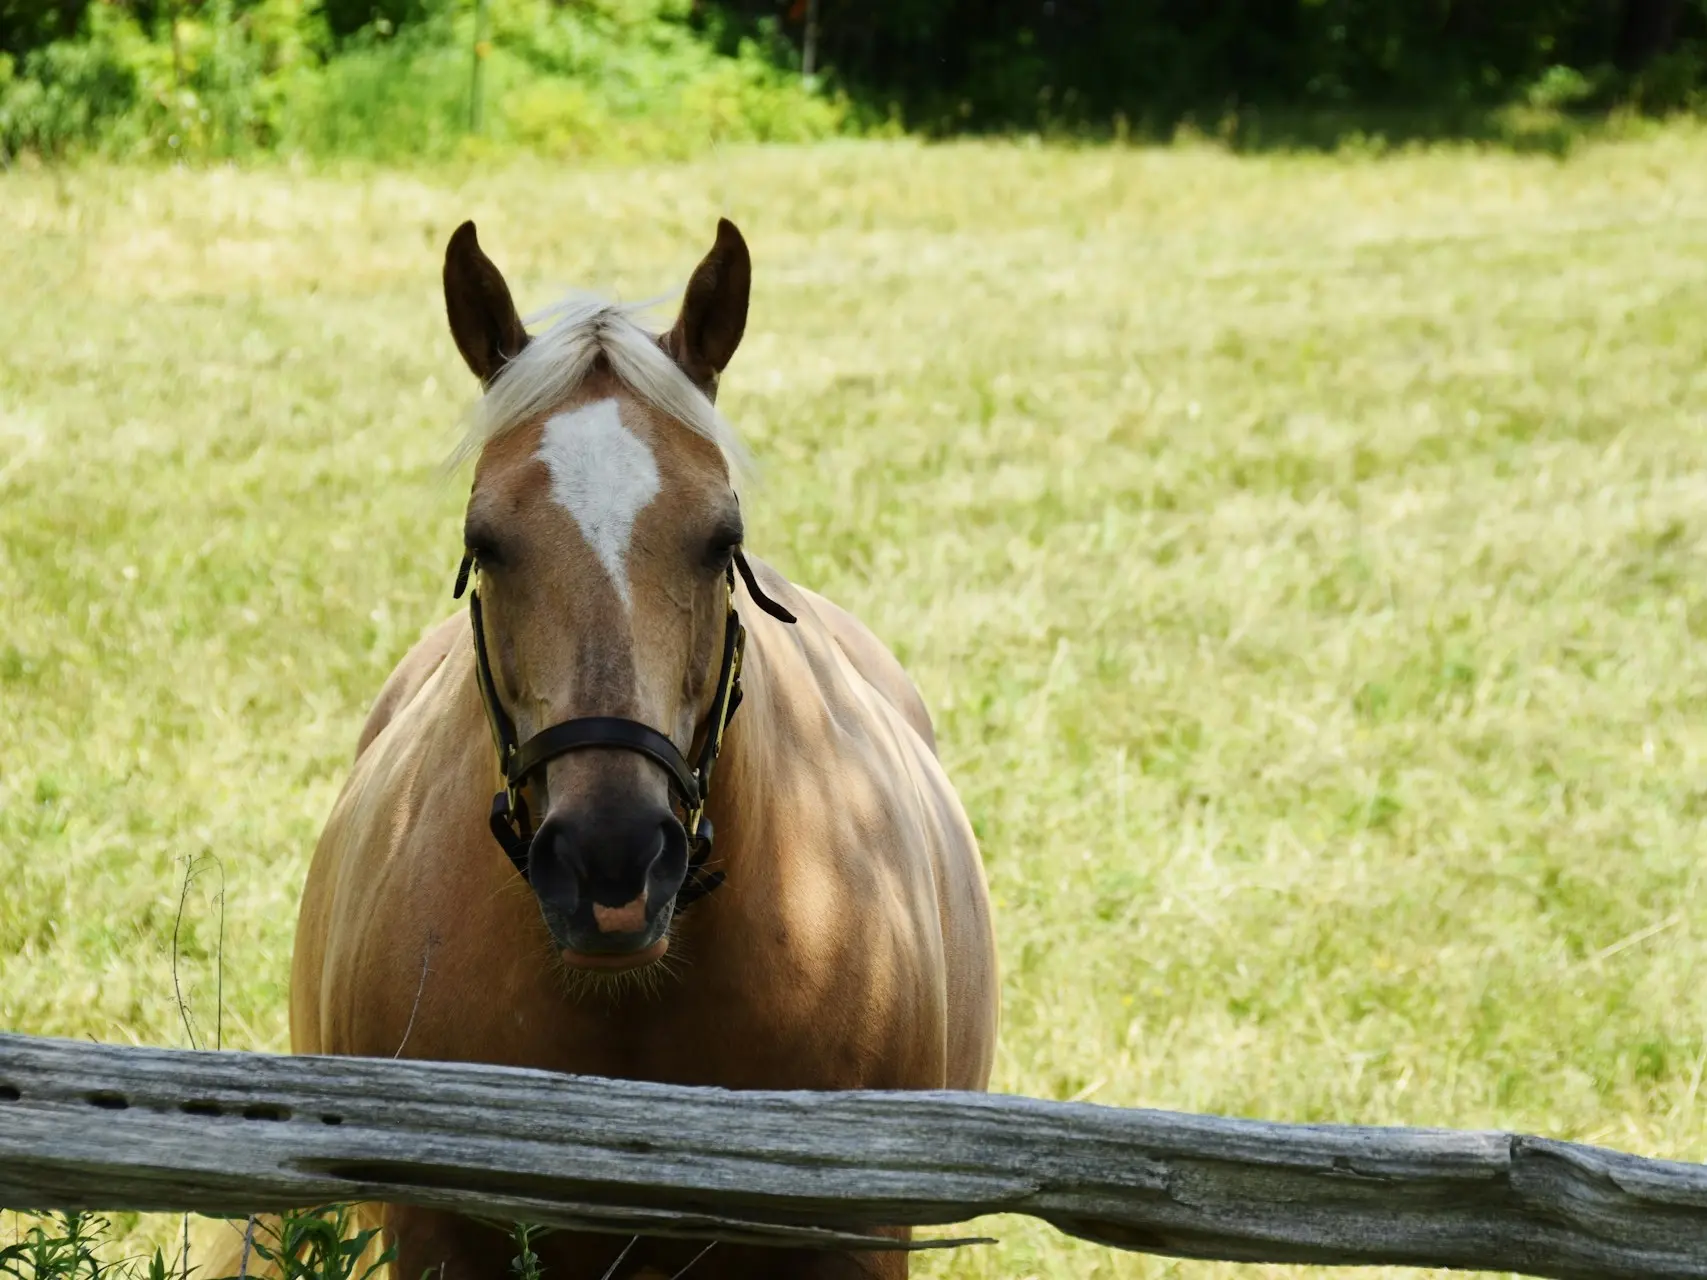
[454,548,796,911]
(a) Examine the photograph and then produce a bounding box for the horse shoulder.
[298,626,479,1056]
[742,588,997,1091]
[784,584,938,753]
[355,613,466,758]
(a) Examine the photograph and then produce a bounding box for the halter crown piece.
[454,548,796,911]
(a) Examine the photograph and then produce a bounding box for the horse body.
[285,222,997,1280]
[296,563,994,1092]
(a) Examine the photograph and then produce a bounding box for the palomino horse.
[288,219,999,1280]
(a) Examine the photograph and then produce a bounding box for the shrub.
[0,13,138,158]
[0,0,850,162]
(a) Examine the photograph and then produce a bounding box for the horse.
[283,218,999,1280]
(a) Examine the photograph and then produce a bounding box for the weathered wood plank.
[2,1032,1705,1277]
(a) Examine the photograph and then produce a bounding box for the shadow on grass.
[1182,104,1671,157]
[913,103,1693,159]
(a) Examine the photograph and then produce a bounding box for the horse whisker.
[595,1235,638,1280]
[666,1242,716,1280]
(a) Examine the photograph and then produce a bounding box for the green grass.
[4,129,1707,1277]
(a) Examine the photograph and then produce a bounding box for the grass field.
[4,129,1707,1278]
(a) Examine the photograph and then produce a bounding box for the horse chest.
[330,885,938,1091]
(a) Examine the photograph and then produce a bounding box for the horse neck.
[700,615,781,881]
[439,628,514,807]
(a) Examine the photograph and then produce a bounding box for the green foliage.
[0,0,91,58]
[0,0,328,159]
[6,0,1707,159]
[0,1211,395,1280]
[505,1223,542,1280]
[267,17,476,159]
[318,0,429,42]
[1630,41,1707,110]
[1527,64,1602,110]
[264,0,848,160]
[0,0,849,161]
[0,1214,165,1280]
[230,1208,393,1280]
[0,14,139,158]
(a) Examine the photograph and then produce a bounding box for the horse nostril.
[583,822,686,921]
[528,804,687,934]
[647,817,690,893]
[526,817,580,915]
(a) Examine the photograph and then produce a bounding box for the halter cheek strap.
[454,549,795,910]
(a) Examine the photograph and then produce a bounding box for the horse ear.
[443,221,529,386]
[666,218,750,396]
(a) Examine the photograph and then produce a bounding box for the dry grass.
[4,130,1707,1277]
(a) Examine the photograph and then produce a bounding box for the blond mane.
[452,292,749,480]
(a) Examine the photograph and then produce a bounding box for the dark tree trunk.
[1616,0,1683,70]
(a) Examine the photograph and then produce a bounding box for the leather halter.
[453,548,796,910]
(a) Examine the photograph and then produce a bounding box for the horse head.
[444,219,757,973]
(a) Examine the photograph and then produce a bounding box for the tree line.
[2,0,1703,150]
[708,0,1707,126]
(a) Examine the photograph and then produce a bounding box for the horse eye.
[464,529,505,567]
[705,529,741,570]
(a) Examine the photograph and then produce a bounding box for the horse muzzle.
[526,802,688,968]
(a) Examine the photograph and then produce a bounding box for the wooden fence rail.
[2,1032,1706,1278]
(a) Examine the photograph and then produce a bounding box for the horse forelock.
[450,291,751,487]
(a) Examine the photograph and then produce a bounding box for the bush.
[0,14,138,158]
[0,0,850,161]
[0,0,91,58]
[1630,44,1707,110]
[270,18,474,158]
